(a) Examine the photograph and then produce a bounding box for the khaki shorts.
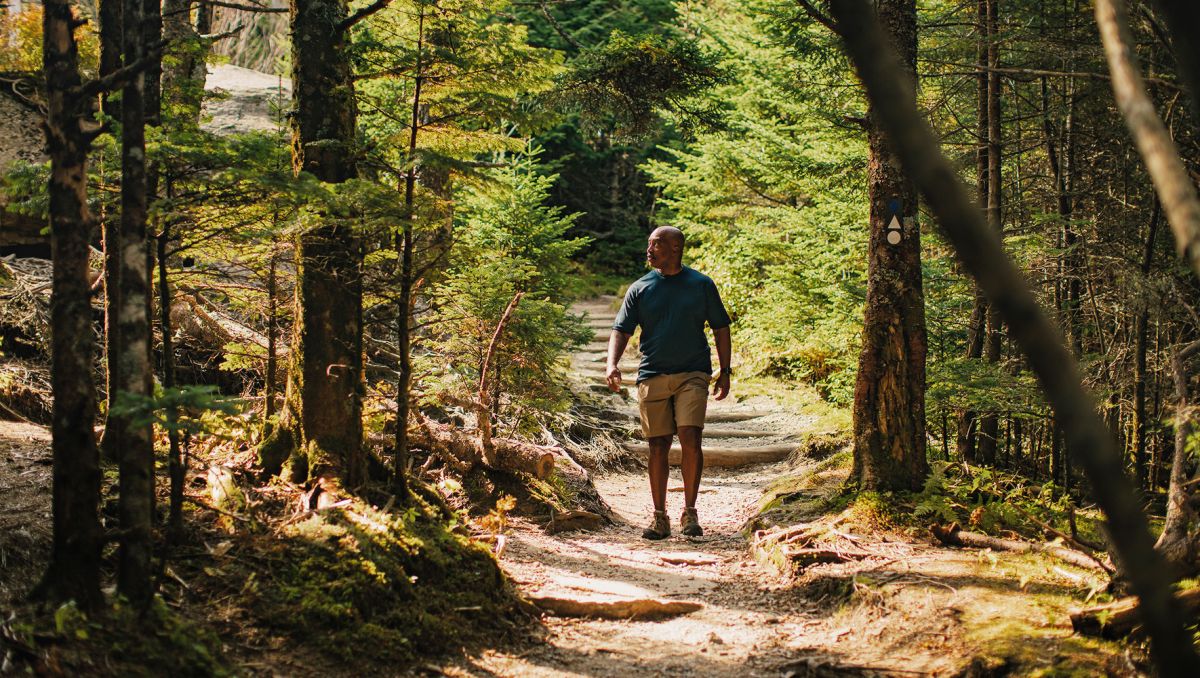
[636,371,711,439]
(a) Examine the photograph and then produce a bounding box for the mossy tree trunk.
[35,0,105,611]
[850,0,928,492]
[260,0,364,488]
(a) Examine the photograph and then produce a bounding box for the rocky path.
[450,298,837,676]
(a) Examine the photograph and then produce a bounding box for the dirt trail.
[448,298,1129,677]
[454,296,829,676]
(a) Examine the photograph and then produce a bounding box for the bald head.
[651,226,685,250]
[646,226,685,274]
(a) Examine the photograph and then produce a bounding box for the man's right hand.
[605,365,622,392]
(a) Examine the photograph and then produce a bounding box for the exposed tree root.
[526,594,704,620]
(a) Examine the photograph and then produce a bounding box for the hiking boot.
[681,508,703,537]
[642,510,671,540]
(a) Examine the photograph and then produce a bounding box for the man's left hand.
[712,373,730,401]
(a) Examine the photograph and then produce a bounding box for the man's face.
[646,232,671,268]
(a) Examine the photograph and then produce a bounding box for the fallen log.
[411,416,556,479]
[527,594,703,620]
[171,293,274,355]
[1071,587,1200,639]
[930,523,1108,572]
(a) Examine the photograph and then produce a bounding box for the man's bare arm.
[712,326,731,400]
[606,330,632,392]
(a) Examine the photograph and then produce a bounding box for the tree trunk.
[956,0,989,464]
[35,0,105,611]
[116,0,156,608]
[976,0,1003,467]
[1154,340,1200,577]
[159,223,183,538]
[266,236,279,422]
[394,4,425,497]
[1133,201,1160,490]
[99,0,122,463]
[260,0,364,488]
[163,0,208,125]
[850,0,928,492]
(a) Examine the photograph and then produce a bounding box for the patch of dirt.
[0,421,52,604]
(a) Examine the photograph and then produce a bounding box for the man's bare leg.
[644,435,672,539]
[678,426,703,509]
[647,435,672,512]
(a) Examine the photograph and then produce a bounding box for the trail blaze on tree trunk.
[260,0,364,487]
[36,0,104,611]
[850,0,928,492]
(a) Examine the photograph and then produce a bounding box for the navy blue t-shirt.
[613,266,732,383]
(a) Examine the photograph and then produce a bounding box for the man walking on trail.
[606,226,732,540]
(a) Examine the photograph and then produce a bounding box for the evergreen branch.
[339,0,393,31]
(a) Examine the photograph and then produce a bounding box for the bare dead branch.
[339,0,393,31]
[796,0,838,34]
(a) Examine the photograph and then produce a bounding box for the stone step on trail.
[607,409,774,424]
[633,427,778,439]
[622,441,796,467]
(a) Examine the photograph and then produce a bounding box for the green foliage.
[258,493,515,668]
[6,598,230,676]
[553,30,728,138]
[110,385,243,438]
[914,461,1101,542]
[642,0,867,403]
[353,0,562,178]
[423,153,592,432]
